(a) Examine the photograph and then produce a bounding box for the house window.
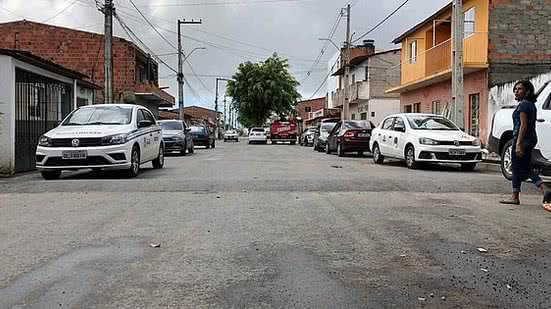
[360,112,367,120]
[469,93,480,137]
[352,74,356,84]
[77,97,88,107]
[409,40,417,64]
[365,66,369,81]
[351,113,356,120]
[432,100,442,114]
[413,103,421,113]
[305,106,312,113]
[371,112,376,117]
[136,66,146,83]
[464,7,476,38]
[404,105,413,113]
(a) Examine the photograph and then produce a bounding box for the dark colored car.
[159,120,194,156]
[190,126,216,149]
[299,127,318,146]
[313,119,339,152]
[325,120,374,157]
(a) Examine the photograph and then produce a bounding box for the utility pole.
[104,0,114,103]
[177,19,202,121]
[223,95,227,130]
[452,0,464,127]
[215,78,232,138]
[343,4,351,121]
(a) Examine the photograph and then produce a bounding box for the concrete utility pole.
[343,4,351,121]
[104,0,114,104]
[215,78,232,138]
[452,0,464,127]
[177,19,202,121]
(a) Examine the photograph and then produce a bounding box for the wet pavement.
[1,141,550,308]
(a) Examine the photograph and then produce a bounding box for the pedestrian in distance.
[499,80,551,211]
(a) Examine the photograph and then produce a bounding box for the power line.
[301,11,343,83]
[307,58,339,100]
[353,0,412,43]
[130,0,314,7]
[42,0,81,23]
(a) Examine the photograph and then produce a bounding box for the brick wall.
[488,0,551,85]
[295,98,325,124]
[0,20,174,105]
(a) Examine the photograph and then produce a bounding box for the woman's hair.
[514,80,537,102]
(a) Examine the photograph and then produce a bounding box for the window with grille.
[464,7,476,38]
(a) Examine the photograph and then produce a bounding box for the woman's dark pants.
[511,139,544,193]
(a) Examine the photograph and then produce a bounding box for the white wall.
[327,52,340,109]
[0,55,15,175]
[488,72,551,129]
[368,98,400,126]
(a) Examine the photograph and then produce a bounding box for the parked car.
[36,104,164,179]
[249,127,268,144]
[299,127,318,146]
[325,120,374,157]
[224,129,239,142]
[488,80,551,180]
[370,113,482,170]
[313,118,339,152]
[190,125,215,149]
[159,120,194,156]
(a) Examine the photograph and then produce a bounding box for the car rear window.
[251,128,264,132]
[160,122,183,131]
[190,126,206,133]
[344,121,372,129]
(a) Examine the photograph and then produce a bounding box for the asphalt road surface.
[1,140,550,308]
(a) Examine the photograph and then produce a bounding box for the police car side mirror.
[138,120,152,128]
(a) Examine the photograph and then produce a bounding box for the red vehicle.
[270,120,297,145]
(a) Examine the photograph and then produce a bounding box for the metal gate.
[15,68,72,173]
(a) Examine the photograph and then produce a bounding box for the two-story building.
[0,20,174,116]
[332,45,401,125]
[295,97,326,130]
[387,0,551,143]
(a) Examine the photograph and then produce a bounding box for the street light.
[182,47,206,62]
[318,37,340,51]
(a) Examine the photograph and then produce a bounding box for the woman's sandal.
[543,191,551,212]
[500,199,520,205]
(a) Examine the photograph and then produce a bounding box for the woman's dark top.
[512,99,538,147]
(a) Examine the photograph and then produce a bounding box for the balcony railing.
[398,32,488,85]
[426,39,451,76]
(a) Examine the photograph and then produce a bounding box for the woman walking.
[499,80,551,211]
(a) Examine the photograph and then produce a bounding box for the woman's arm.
[516,112,529,157]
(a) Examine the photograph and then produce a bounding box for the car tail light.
[343,131,355,138]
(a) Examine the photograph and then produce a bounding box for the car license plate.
[449,148,466,156]
[62,150,87,159]
[358,133,370,137]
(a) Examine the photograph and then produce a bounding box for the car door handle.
[537,119,546,123]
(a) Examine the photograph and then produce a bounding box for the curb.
[479,162,501,173]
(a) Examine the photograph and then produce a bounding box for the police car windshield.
[406,115,459,131]
[63,106,133,126]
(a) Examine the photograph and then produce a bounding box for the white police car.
[36,104,164,179]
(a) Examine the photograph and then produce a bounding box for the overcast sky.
[0,0,449,110]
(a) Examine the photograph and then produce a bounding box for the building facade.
[388,0,551,143]
[332,45,401,125]
[296,97,326,129]
[0,20,174,115]
[0,49,93,175]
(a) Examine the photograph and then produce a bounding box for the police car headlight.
[38,135,52,147]
[419,137,439,145]
[102,134,128,145]
[472,138,481,146]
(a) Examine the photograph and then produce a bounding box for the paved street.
[1,141,550,308]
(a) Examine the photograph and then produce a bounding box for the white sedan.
[36,104,165,179]
[248,127,268,144]
[369,113,482,170]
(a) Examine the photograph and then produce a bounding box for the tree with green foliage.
[226,55,301,128]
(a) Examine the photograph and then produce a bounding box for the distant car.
[325,120,374,157]
[313,119,339,152]
[224,129,239,142]
[369,113,482,170]
[249,127,268,144]
[36,104,164,179]
[299,127,318,146]
[190,125,215,149]
[159,120,194,156]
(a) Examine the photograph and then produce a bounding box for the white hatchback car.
[369,113,482,170]
[36,104,165,179]
[248,127,267,144]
